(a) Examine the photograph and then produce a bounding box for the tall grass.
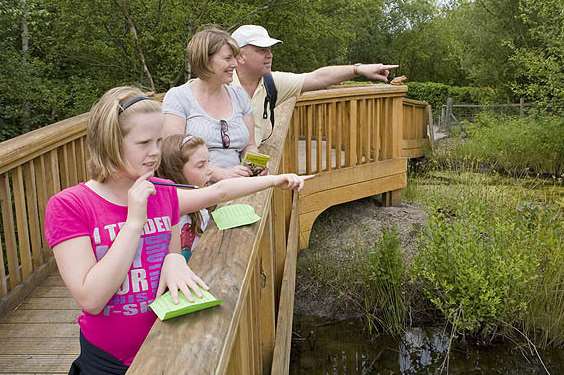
[363,227,407,335]
[297,225,408,336]
[434,113,564,177]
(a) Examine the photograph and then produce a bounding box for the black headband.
[118,96,150,114]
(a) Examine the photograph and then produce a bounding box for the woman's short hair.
[187,27,239,80]
[87,86,161,182]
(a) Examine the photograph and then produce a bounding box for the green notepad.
[242,151,270,176]
[211,204,261,230]
[149,289,222,321]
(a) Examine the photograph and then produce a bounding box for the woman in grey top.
[162,27,258,181]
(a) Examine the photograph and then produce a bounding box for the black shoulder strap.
[262,73,278,127]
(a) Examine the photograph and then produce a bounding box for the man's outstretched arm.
[301,63,398,92]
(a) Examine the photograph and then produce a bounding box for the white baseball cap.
[231,25,282,48]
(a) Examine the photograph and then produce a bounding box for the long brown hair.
[157,134,207,236]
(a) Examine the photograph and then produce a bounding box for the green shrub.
[410,172,563,345]
[406,81,500,110]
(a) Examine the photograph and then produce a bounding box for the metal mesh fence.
[435,99,564,137]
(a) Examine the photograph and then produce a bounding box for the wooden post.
[383,190,401,206]
[445,97,453,130]
[440,105,445,130]
[426,104,434,149]
[258,213,275,374]
[520,97,525,117]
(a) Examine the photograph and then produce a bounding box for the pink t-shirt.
[44,177,179,365]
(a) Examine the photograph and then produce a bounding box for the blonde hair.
[157,134,207,236]
[87,86,161,182]
[187,26,239,80]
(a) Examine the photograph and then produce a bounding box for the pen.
[151,181,199,189]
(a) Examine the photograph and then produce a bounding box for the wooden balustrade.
[0,114,88,316]
[293,85,408,248]
[294,85,407,174]
[401,98,432,158]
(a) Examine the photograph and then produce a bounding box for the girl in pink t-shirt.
[45,86,310,374]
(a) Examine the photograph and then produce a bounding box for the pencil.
[151,181,199,189]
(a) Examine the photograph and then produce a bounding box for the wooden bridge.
[0,84,430,374]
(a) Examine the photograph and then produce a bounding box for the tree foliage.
[1,0,562,141]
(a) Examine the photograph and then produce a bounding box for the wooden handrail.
[0,113,88,175]
[403,97,428,107]
[296,84,407,103]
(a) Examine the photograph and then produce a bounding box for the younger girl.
[157,134,211,263]
[45,86,309,374]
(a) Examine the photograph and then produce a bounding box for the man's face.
[239,45,273,76]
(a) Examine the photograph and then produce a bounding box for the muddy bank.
[295,196,427,320]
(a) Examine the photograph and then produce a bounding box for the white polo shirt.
[233,71,304,145]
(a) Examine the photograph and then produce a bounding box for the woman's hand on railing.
[273,174,315,192]
[156,253,209,304]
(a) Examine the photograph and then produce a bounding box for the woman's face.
[182,145,211,187]
[120,112,163,180]
[208,43,237,84]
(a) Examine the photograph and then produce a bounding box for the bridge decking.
[0,271,79,374]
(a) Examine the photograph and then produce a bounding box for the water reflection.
[290,315,564,374]
[400,327,449,374]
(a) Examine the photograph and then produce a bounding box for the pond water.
[290,316,564,374]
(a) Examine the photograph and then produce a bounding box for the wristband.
[353,63,362,76]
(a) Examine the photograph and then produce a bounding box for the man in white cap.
[231,24,398,145]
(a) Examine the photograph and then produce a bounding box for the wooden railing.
[293,85,409,249]
[128,99,298,374]
[294,85,406,173]
[401,98,432,158]
[0,114,88,316]
[0,84,428,374]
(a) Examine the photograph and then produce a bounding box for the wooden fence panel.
[0,230,7,297]
[13,166,33,280]
[23,161,43,268]
[1,173,20,289]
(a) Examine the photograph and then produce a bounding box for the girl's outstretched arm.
[178,174,314,215]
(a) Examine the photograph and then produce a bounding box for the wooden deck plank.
[0,323,79,338]
[0,338,79,355]
[2,309,79,323]
[20,298,79,310]
[30,286,72,298]
[43,275,65,287]
[0,354,74,373]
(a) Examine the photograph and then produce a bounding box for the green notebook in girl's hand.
[149,289,222,321]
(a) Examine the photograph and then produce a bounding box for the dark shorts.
[68,332,129,375]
